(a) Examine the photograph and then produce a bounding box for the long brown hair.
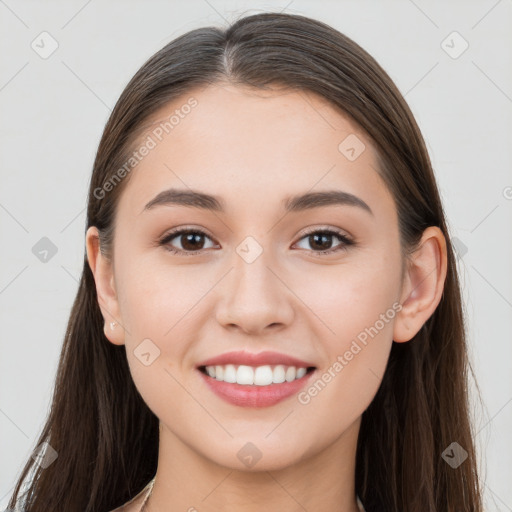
[8,12,483,511]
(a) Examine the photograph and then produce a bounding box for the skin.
[86,83,447,512]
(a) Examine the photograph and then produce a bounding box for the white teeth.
[254,366,273,386]
[273,365,286,384]
[224,364,237,383]
[236,365,254,385]
[203,364,311,385]
[285,366,296,382]
[296,367,307,379]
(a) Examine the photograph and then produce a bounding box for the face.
[95,83,406,471]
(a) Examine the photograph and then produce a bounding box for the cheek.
[291,251,401,404]
[296,254,401,343]
[115,256,222,395]
[260,261,399,463]
[116,261,202,417]
[116,254,201,336]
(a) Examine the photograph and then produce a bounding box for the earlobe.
[393,226,448,343]
[85,226,125,346]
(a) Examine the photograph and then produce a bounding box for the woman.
[8,12,483,512]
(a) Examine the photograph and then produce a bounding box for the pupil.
[311,233,332,251]
[182,233,203,250]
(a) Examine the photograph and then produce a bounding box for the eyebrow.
[143,188,373,215]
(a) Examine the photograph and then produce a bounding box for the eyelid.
[298,225,352,240]
[160,224,215,238]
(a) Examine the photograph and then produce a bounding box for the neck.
[147,417,361,512]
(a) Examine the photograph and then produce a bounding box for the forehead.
[116,83,394,220]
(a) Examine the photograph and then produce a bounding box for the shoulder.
[109,477,155,512]
[108,486,147,512]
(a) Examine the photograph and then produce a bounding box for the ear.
[85,226,125,346]
[393,226,448,343]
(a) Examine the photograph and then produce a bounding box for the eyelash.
[158,226,355,257]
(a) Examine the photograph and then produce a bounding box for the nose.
[215,246,295,335]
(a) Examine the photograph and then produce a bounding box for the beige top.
[113,477,366,511]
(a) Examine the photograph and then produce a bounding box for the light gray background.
[1,0,511,510]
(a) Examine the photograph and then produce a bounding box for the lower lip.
[198,369,315,408]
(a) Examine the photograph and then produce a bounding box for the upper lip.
[197,350,316,368]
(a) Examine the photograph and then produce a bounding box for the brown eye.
[178,232,207,251]
[295,229,353,255]
[160,229,216,255]
[308,233,335,251]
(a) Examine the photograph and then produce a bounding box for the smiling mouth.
[198,364,316,386]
